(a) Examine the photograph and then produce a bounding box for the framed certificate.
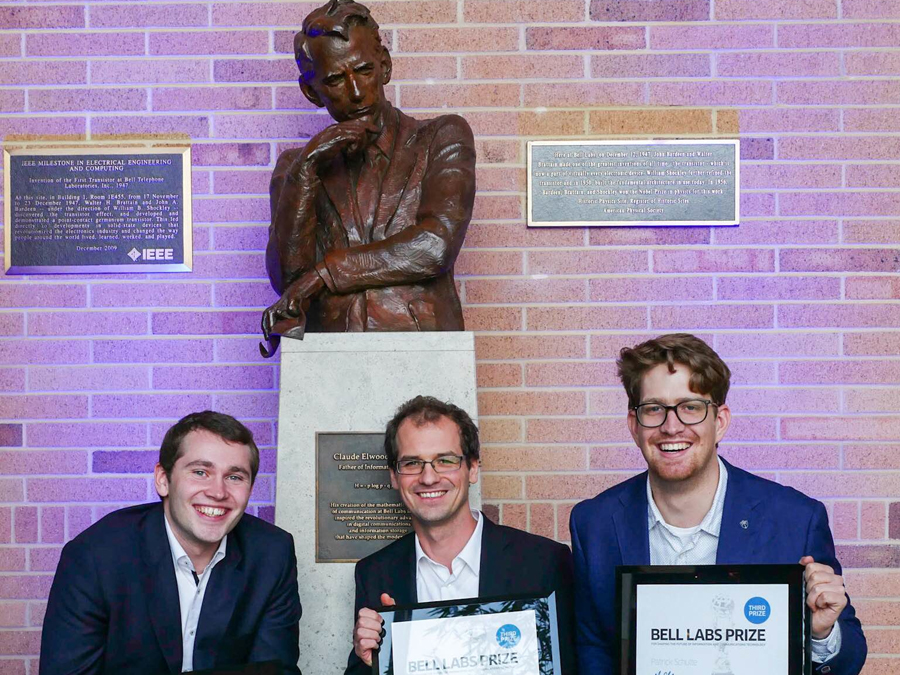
[617,565,810,675]
[374,592,562,675]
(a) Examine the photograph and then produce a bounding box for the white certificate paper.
[636,583,789,675]
[391,609,540,675]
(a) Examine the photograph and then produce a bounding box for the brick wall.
[1,0,899,671]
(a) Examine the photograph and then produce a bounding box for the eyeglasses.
[394,455,465,475]
[632,399,716,428]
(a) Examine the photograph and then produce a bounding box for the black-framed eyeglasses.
[394,455,465,475]
[632,399,716,428]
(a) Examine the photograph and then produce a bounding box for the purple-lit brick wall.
[2,0,899,671]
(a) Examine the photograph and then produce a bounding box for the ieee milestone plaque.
[316,432,412,563]
[3,146,192,273]
[528,139,739,227]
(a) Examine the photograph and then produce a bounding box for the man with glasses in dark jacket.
[345,396,576,675]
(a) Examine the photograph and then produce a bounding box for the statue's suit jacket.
[40,502,302,675]
[569,458,867,675]
[267,104,476,332]
[344,515,577,675]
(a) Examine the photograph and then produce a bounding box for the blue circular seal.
[496,624,521,649]
[744,597,771,624]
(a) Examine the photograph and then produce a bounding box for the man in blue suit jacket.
[40,411,302,675]
[570,334,866,675]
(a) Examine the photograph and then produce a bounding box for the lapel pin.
[740,520,749,530]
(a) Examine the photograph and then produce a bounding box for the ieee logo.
[496,624,521,649]
[127,247,174,261]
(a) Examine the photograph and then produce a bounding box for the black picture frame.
[374,591,562,675]
[616,564,810,675]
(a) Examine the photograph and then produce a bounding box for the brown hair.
[617,333,731,408]
[159,411,260,482]
[384,396,479,468]
[294,0,382,84]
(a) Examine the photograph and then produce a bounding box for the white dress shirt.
[648,456,728,566]
[164,516,228,673]
[415,510,483,603]
[646,456,840,663]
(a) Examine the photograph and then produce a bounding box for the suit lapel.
[478,516,510,597]
[716,459,766,564]
[614,474,651,565]
[392,533,418,606]
[371,109,420,242]
[191,533,247,671]
[141,507,183,675]
[321,156,364,246]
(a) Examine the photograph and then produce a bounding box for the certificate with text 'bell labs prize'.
[375,593,561,675]
[617,565,810,675]
[637,583,788,675]
[392,610,539,675]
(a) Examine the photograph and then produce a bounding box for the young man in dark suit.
[40,411,302,675]
[570,334,866,675]
[344,396,576,675]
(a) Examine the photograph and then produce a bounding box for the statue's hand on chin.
[298,118,380,173]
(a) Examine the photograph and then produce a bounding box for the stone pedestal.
[274,332,479,674]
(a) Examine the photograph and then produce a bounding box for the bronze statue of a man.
[261,0,476,355]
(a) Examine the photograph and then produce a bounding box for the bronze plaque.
[4,146,192,273]
[316,432,413,563]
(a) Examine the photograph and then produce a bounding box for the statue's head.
[294,0,392,125]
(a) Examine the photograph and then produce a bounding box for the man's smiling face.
[627,362,730,487]
[390,415,478,529]
[154,429,253,558]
